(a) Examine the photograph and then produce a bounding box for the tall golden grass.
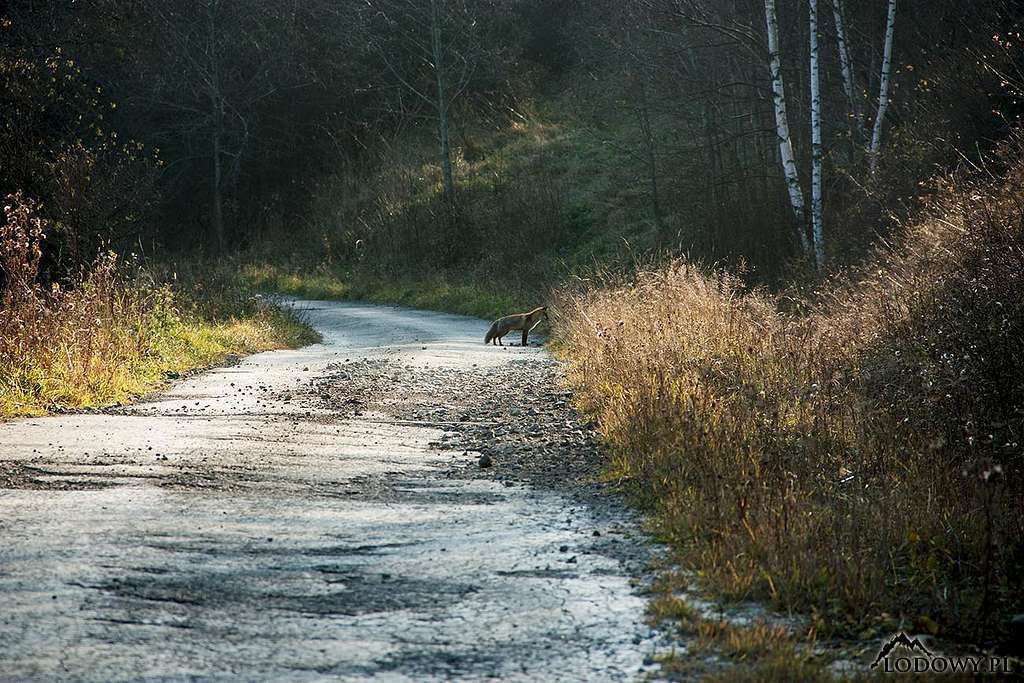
[554,135,1024,645]
[0,193,315,417]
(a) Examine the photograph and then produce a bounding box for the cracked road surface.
[0,301,660,682]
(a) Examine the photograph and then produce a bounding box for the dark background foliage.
[1,0,1022,280]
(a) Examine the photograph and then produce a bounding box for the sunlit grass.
[242,263,351,300]
[0,298,316,419]
[0,209,318,419]
[648,581,829,679]
[239,262,537,323]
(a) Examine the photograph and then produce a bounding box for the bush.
[0,193,315,417]
[553,132,1024,647]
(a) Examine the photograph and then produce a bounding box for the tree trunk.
[869,0,897,175]
[831,0,865,143]
[763,0,810,256]
[208,0,225,253]
[638,79,666,247]
[212,128,225,253]
[431,0,455,204]
[438,105,454,203]
[810,0,825,269]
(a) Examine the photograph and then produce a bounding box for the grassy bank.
[552,137,1024,653]
[232,107,646,325]
[240,263,540,323]
[0,198,317,418]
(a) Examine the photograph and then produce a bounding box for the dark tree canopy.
[1,0,1020,275]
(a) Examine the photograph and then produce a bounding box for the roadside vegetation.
[647,586,834,681]
[241,263,529,323]
[0,194,316,418]
[554,134,1024,652]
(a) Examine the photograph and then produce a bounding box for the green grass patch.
[240,262,540,323]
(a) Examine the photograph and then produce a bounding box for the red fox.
[484,306,548,346]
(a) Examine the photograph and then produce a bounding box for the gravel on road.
[0,300,667,682]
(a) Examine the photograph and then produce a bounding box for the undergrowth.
[648,587,832,681]
[230,108,637,323]
[553,134,1024,649]
[0,193,317,418]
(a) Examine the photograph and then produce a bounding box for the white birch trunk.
[869,0,896,174]
[810,0,824,269]
[763,0,810,255]
[831,0,866,142]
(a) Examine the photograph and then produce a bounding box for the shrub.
[553,132,1024,647]
[0,193,314,417]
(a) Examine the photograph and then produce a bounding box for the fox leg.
[521,328,529,346]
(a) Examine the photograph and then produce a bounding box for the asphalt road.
[0,301,660,682]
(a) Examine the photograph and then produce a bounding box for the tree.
[127,0,293,252]
[869,0,897,175]
[810,0,825,268]
[368,0,480,205]
[831,0,866,144]
[0,6,158,267]
[763,0,811,257]
[576,7,670,247]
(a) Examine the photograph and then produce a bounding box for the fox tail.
[484,322,498,344]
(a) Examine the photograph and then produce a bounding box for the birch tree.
[810,0,824,268]
[831,0,866,143]
[869,0,897,174]
[763,0,810,256]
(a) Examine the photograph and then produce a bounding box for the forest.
[2,0,1024,678]
[3,1,1019,276]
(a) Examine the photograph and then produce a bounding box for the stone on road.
[0,301,659,682]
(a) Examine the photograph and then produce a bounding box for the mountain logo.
[869,631,1013,674]
[870,632,934,669]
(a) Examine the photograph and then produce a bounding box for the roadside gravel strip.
[0,300,664,682]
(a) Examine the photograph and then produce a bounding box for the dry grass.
[553,134,1024,648]
[648,587,829,679]
[0,193,316,418]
